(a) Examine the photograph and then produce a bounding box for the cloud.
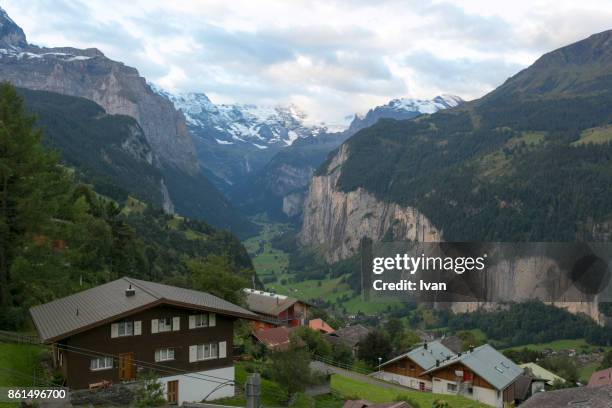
[400,51,524,100]
[2,0,612,123]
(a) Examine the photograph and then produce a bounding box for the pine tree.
[0,82,69,307]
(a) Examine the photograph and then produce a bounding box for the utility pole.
[246,373,261,408]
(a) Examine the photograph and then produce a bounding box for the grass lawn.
[578,361,600,383]
[243,220,291,276]
[331,374,489,408]
[0,343,46,387]
[0,343,47,408]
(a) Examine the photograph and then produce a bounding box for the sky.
[4,0,612,126]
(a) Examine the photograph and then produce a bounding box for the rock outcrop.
[299,144,442,262]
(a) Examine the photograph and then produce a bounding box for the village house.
[374,341,455,391]
[519,362,566,392]
[325,324,370,356]
[29,277,257,405]
[421,344,524,408]
[308,318,335,334]
[243,289,311,329]
[251,326,294,351]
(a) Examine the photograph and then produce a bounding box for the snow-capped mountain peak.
[157,89,329,148]
[346,94,463,134]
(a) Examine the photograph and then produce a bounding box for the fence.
[312,354,372,375]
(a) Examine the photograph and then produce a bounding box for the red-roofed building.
[588,367,612,388]
[251,326,294,351]
[309,318,335,334]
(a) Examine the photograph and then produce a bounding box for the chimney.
[436,359,440,367]
[125,284,136,297]
[424,342,428,350]
[469,345,474,353]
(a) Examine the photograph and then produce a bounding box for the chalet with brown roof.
[29,277,257,405]
[243,289,311,329]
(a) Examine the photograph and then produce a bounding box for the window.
[447,383,457,392]
[111,321,139,338]
[195,343,218,361]
[117,321,133,337]
[158,317,173,332]
[155,348,175,362]
[189,313,216,329]
[194,314,208,328]
[90,356,113,371]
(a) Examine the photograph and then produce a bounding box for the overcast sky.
[4,0,612,125]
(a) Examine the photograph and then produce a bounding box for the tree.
[385,318,404,347]
[397,329,421,351]
[357,330,393,366]
[268,342,313,399]
[0,82,70,307]
[133,370,166,407]
[188,255,249,305]
[292,326,331,357]
[599,349,612,370]
[331,343,354,366]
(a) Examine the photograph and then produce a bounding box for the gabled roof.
[309,318,335,334]
[326,325,370,347]
[422,344,523,391]
[380,341,454,370]
[243,289,300,317]
[520,362,566,385]
[588,367,612,388]
[521,385,612,408]
[252,326,293,351]
[30,277,257,343]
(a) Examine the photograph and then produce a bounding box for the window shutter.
[111,323,119,338]
[173,316,180,331]
[154,349,160,362]
[134,321,142,335]
[189,345,197,363]
[189,315,195,329]
[219,341,227,359]
[151,319,159,334]
[209,313,216,327]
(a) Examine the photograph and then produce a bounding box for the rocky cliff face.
[0,8,255,234]
[299,144,442,261]
[0,45,197,174]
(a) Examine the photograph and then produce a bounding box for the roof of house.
[520,362,566,385]
[30,277,257,343]
[380,341,455,370]
[520,385,612,408]
[588,367,612,388]
[325,325,370,347]
[422,344,524,391]
[252,326,293,351]
[243,289,300,317]
[343,400,411,408]
[309,318,335,334]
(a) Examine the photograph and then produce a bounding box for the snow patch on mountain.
[154,88,331,149]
